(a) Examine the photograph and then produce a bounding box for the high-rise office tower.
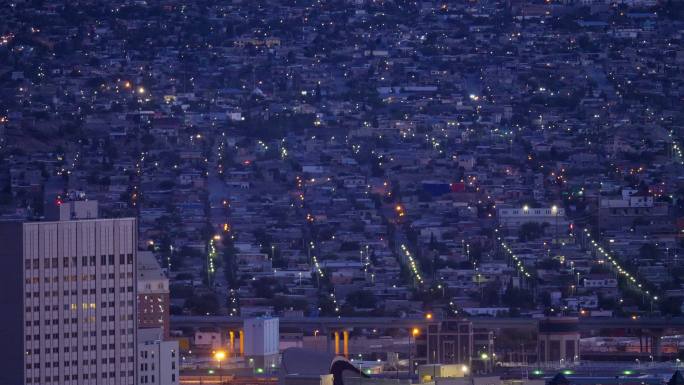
[0,200,137,385]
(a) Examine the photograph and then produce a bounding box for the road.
[171,315,684,333]
[206,135,231,315]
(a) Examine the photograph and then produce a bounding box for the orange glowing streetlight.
[214,350,226,361]
[214,350,226,382]
[410,328,420,376]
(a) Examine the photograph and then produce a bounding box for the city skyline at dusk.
[1,1,684,385]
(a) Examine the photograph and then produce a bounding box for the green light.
[623,370,633,375]
[256,368,264,374]
[208,370,214,374]
[532,370,543,375]
[562,370,574,375]
[366,370,372,374]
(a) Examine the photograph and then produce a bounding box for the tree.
[659,297,682,316]
[518,222,546,242]
[222,242,238,288]
[141,133,155,147]
[480,281,502,306]
[185,294,219,315]
[502,281,534,310]
[639,243,660,260]
[539,291,552,307]
[252,278,277,299]
[346,290,377,308]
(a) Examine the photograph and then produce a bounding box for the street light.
[410,328,419,377]
[214,350,226,366]
[551,205,559,246]
[214,350,226,384]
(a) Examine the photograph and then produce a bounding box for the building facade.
[0,201,137,385]
[497,206,568,231]
[137,328,179,385]
[537,317,580,363]
[423,320,474,366]
[244,317,279,369]
[599,190,670,230]
[137,251,170,338]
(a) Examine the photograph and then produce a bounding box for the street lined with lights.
[583,228,658,303]
[499,238,533,279]
[400,244,424,285]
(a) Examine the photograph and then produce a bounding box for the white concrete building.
[193,329,223,349]
[497,206,568,231]
[45,198,99,221]
[0,200,137,385]
[244,317,279,369]
[583,276,618,288]
[137,328,179,385]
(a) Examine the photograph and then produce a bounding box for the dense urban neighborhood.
[3,0,684,384]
